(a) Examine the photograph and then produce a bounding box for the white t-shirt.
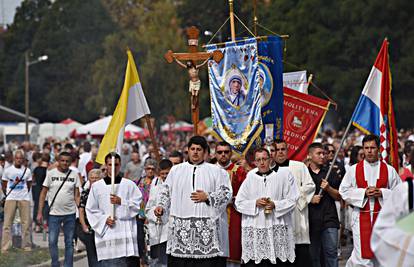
[1,165,32,201]
[43,168,80,216]
[78,152,91,177]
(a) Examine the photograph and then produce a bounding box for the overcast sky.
[1,0,23,26]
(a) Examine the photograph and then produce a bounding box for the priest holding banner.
[339,134,401,266]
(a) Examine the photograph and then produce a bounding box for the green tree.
[27,0,116,122]
[93,0,189,122]
[0,0,51,109]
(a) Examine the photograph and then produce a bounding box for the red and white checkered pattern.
[380,122,388,161]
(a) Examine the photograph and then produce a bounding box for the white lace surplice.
[235,168,299,264]
[157,162,232,259]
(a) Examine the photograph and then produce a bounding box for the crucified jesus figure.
[173,57,210,110]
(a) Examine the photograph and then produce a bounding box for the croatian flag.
[351,39,398,170]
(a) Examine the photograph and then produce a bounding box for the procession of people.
[0,129,413,267]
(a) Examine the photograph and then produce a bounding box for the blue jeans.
[309,228,338,267]
[48,214,76,267]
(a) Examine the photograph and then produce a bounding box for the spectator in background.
[64,143,75,153]
[70,151,83,185]
[136,158,157,266]
[1,150,32,252]
[83,147,99,180]
[399,152,412,181]
[182,145,189,162]
[51,143,62,163]
[0,154,5,182]
[125,151,144,182]
[31,152,42,172]
[79,141,92,179]
[307,143,341,267]
[32,153,51,233]
[168,150,183,165]
[120,143,132,174]
[37,151,81,267]
[4,151,13,169]
[78,169,102,267]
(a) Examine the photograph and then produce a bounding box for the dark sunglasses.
[217,150,230,155]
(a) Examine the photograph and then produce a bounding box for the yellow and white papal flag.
[96,50,150,164]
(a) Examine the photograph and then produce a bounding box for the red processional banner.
[283,87,330,161]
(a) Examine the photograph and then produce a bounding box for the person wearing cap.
[228,75,245,106]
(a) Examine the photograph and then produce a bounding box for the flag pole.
[229,0,236,42]
[318,117,353,195]
[144,115,161,163]
[111,151,116,219]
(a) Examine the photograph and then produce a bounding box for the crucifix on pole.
[164,26,223,135]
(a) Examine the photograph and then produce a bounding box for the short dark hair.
[41,153,51,163]
[159,159,173,170]
[362,134,380,148]
[64,143,74,151]
[254,147,270,158]
[32,152,41,162]
[349,145,363,165]
[308,142,324,153]
[324,143,335,151]
[271,139,286,148]
[42,142,50,149]
[187,136,208,151]
[169,150,183,160]
[70,151,79,161]
[404,143,413,156]
[216,141,231,149]
[83,141,92,152]
[104,152,121,164]
[58,151,72,161]
[53,143,61,149]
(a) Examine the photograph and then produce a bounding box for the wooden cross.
[164,26,223,135]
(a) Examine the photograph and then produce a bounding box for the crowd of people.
[0,129,413,267]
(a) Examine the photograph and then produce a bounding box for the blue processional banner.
[257,36,284,144]
[206,38,262,154]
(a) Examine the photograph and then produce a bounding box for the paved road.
[32,230,353,267]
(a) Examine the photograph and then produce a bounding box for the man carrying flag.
[339,40,401,267]
[87,50,149,266]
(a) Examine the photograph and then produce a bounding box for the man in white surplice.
[154,136,232,267]
[339,135,401,267]
[235,148,299,266]
[371,179,414,266]
[272,139,315,266]
[86,153,142,266]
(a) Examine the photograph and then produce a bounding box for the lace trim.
[157,183,170,210]
[209,184,232,209]
[241,225,295,264]
[167,216,223,258]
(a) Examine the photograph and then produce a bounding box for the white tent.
[72,116,148,139]
[161,121,193,132]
